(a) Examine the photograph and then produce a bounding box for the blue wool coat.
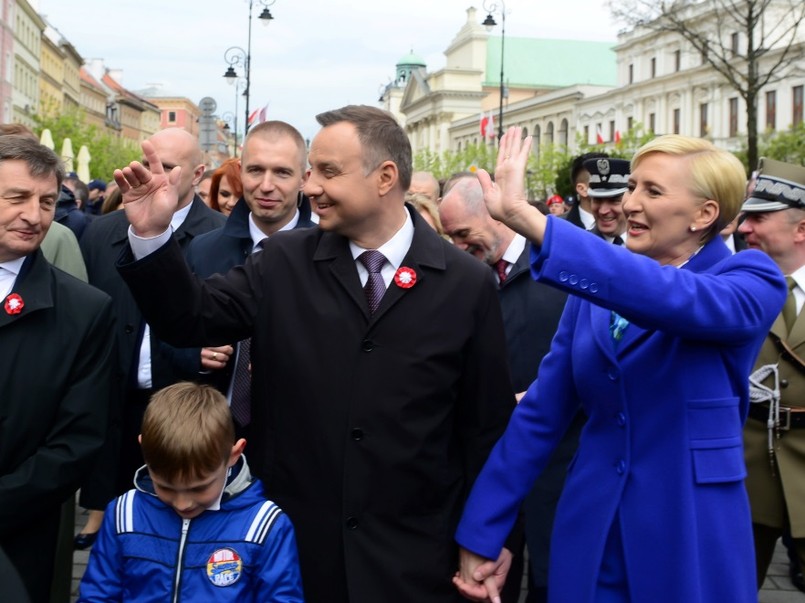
[456,217,786,602]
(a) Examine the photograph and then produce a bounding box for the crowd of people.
[1,105,804,603]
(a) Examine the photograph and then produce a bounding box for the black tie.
[613,235,624,246]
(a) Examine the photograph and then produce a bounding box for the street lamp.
[482,0,507,140]
[223,0,276,135]
[221,79,246,157]
[222,111,236,156]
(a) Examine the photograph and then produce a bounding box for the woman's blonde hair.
[632,135,747,241]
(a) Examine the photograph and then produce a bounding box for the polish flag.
[480,111,495,139]
[614,130,622,144]
[248,103,269,126]
[595,125,605,145]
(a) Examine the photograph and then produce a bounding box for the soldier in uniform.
[740,158,805,590]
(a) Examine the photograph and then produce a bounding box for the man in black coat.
[115,105,515,603]
[440,175,580,603]
[0,136,114,603]
[186,120,315,434]
[79,127,225,501]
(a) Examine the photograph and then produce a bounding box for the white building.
[384,2,805,159]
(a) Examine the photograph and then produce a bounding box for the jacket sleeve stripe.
[245,501,281,544]
[115,490,136,534]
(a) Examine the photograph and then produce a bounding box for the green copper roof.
[484,37,616,88]
[398,50,427,68]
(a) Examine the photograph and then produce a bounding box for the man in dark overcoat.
[0,136,114,602]
[114,105,515,602]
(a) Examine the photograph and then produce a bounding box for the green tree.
[33,107,141,182]
[756,121,805,166]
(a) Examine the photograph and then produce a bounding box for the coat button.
[589,282,599,294]
[607,368,618,381]
[616,412,626,427]
[345,516,359,530]
[616,459,626,475]
[124,324,135,334]
[559,271,569,282]
[569,274,579,286]
[579,278,589,290]
[361,339,374,352]
[781,379,789,389]
[351,428,364,441]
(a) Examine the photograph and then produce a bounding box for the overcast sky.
[35,0,621,141]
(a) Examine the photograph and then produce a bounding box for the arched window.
[559,119,569,146]
[546,122,555,145]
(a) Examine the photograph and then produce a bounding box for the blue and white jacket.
[78,457,304,602]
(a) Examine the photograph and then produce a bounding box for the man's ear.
[376,161,398,197]
[191,164,205,187]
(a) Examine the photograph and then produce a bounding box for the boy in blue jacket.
[78,382,304,602]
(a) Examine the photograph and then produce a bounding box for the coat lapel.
[312,208,447,321]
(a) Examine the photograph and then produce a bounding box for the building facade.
[386,2,805,161]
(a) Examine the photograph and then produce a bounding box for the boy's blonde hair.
[141,382,235,482]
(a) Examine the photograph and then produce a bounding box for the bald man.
[79,128,226,507]
[408,170,441,204]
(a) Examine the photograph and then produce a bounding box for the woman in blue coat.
[454,131,787,603]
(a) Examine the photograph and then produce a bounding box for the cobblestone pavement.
[69,496,805,603]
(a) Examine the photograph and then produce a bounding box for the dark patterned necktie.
[229,240,266,427]
[230,338,252,426]
[613,235,624,246]
[494,259,509,286]
[359,250,387,314]
[783,276,798,334]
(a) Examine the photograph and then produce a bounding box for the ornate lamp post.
[482,0,507,140]
[223,0,276,134]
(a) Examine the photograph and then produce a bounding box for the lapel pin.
[394,267,417,289]
[4,293,24,315]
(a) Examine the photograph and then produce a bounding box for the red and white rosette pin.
[4,293,23,315]
[394,266,417,289]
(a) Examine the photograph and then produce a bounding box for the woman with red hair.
[210,158,243,216]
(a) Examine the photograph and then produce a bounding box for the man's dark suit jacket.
[185,197,315,393]
[119,207,515,603]
[80,196,225,386]
[0,250,115,602]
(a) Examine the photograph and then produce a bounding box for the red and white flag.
[248,103,269,126]
[480,111,495,140]
[595,125,605,145]
[614,130,622,144]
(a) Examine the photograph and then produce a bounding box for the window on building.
[609,120,615,141]
[674,50,681,72]
[794,85,804,126]
[731,33,739,56]
[627,116,633,132]
[699,103,708,137]
[546,122,555,144]
[729,97,739,137]
[649,113,656,133]
[168,111,176,123]
[650,57,656,78]
[673,109,680,134]
[766,90,776,131]
[583,125,589,143]
[628,64,634,84]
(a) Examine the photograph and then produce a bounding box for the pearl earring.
[690,226,697,232]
